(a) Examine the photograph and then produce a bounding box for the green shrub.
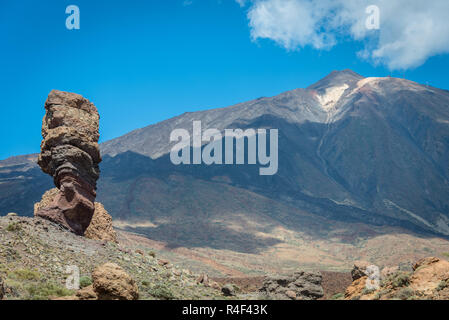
[373,289,391,300]
[8,268,41,281]
[148,251,156,258]
[141,280,150,287]
[148,283,175,300]
[6,222,21,232]
[437,280,448,291]
[390,272,411,289]
[26,282,74,300]
[394,287,414,300]
[331,292,344,300]
[79,276,92,288]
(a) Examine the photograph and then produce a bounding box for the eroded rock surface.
[34,90,101,235]
[259,271,324,300]
[92,263,139,300]
[35,188,116,242]
[344,257,449,300]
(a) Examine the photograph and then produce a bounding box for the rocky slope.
[0,215,226,300]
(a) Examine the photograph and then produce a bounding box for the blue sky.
[1,0,449,160]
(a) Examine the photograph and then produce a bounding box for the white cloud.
[240,0,449,70]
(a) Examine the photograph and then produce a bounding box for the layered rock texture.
[34,90,101,235]
[34,188,117,242]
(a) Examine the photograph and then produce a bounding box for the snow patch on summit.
[316,84,349,112]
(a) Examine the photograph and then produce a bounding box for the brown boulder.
[259,271,324,300]
[92,263,139,300]
[35,90,101,235]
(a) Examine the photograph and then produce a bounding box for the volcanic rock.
[351,261,371,281]
[344,257,449,300]
[35,188,116,242]
[259,271,324,300]
[35,90,101,235]
[92,263,139,300]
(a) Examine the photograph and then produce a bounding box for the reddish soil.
[320,271,352,299]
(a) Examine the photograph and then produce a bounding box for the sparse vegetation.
[437,280,448,291]
[331,292,344,300]
[79,275,92,288]
[8,268,41,281]
[26,282,73,300]
[148,283,176,300]
[141,280,150,287]
[362,287,376,295]
[6,222,21,232]
[382,271,411,289]
[394,287,414,300]
[373,288,391,300]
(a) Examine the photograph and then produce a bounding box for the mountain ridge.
[1,70,449,273]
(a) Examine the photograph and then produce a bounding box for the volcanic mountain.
[2,70,449,274]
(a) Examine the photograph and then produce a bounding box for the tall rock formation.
[34,90,101,235]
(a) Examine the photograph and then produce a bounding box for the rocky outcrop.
[351,261,370,281]
[84,203,117,242]
[410,257,449,294]
[35,188,117,242]
[35,90,101,235]
[259,271,324,300]
[92,263,139,300]
[344,257,449,300]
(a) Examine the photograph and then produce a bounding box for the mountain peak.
[308,69,364,92]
